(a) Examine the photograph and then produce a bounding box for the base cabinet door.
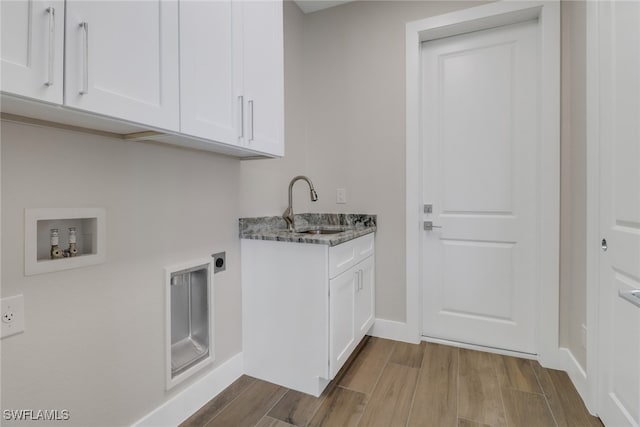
[64,1,179,130]
[329,267,357,378]
[329,254,375,378]
[355,256,375,336]
[1,0,64,103]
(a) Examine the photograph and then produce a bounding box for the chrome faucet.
[283,176,318,231]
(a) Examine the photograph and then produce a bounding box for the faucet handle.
[283,207,294,231]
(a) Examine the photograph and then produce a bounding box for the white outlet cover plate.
[1,294,25,339]
[336,188,347,204]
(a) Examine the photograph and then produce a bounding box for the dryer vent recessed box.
[165,259,214,389]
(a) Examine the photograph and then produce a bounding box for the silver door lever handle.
[619,290,640,308]
[424,221,442,231]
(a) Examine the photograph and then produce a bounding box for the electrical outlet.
[336,188,347,204]
[1,295,25,339]
[212,252,226,274]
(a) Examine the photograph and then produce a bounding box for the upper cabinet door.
[240,0,284,156]
[64,1,179,131]
[179,0,238,145]
[1,0,64,104]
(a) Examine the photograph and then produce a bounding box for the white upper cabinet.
[1,0,64,104]
[179,0,238,145]
[239,1,284,156]
[64,1,180,131]
[1,0,282,158]
[179,0,284,156]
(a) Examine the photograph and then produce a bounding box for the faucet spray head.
[310,189,318,202]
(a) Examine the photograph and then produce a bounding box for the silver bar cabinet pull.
[79,22,89,95]
[45,7,55,86]
[619,289,640,309]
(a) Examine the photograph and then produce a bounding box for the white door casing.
[591,1,640,425]
[421,20,538,354]
[404,1,560,367]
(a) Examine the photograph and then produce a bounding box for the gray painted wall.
[1,122,243,426]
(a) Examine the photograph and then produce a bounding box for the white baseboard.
[132,352,243,427]
[369,318,420,344]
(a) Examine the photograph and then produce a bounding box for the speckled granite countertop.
[239,213,376,246]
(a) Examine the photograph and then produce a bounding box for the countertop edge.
[240,226,376,246]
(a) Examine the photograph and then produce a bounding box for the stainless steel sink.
[300,228,345,235]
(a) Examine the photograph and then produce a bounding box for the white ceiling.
[294,0,355,14]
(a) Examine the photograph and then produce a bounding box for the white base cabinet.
[241,233,375,396]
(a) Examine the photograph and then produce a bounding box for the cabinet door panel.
[241,0,284,156]
[179,0,237,144]
[1,0,64,103]
[356,256,375,338]
[329,268,357,378]
[65,1,179,130]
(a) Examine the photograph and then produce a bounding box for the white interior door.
[421,20,540,354]
[596,2,640,425]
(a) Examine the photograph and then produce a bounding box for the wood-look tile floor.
[181,337,603,427]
